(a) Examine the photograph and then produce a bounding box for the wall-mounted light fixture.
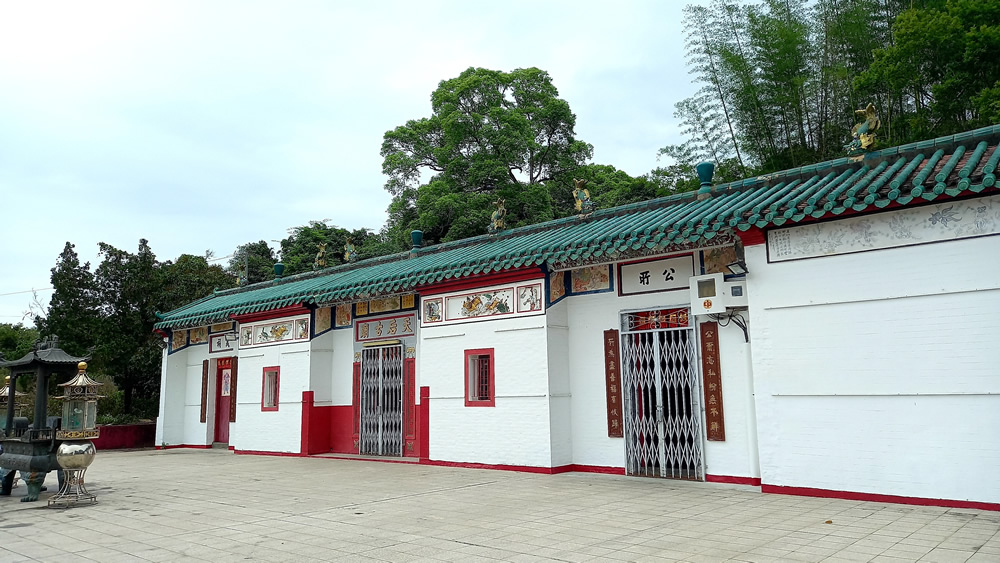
[726,260,749,276]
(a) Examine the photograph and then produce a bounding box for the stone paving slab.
[0,449,997,562]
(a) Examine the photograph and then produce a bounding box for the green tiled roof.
[155,125,1000,330]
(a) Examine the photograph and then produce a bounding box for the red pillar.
[300,390,314,455]
[419,386,430,460]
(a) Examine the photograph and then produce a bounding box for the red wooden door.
[215,360,232,443]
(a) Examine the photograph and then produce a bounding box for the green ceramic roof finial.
[696,161,715,200]
[572,178,595,214]
[487,198,507,235]
[845,103,881,156]
[343,238,357,263]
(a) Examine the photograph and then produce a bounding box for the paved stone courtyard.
[0,449,997,562]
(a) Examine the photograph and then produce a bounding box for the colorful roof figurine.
[154,124,1000,331]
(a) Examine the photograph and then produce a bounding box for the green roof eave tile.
[153,128,1000,331]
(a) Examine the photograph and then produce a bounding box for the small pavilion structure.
[0,336,88,502]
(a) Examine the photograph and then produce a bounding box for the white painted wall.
[182,348,210,445]
[329,328,355,406]
[231,340,309,453]
[309,330,334,404]
[545,303,572,466]
[155,343,188,446]
[701,315,759,479]
[420,313,552,467]
[746,232,1000,503]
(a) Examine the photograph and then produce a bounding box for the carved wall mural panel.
[768,195,1000,262]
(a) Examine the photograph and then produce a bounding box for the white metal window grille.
[469,355,490,401]
[620,314,703,480]
[263,370,278,409]
[359,345,404,456]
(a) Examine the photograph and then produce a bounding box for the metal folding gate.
[359,345,404,456]
[620,316,704,480]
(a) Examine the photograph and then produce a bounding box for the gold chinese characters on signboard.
[604,329,624,438]
[700,321,725,441]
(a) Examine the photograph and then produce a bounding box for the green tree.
[0,323,39,365]
[380,67,593,246]
[562,164,668,210]
[228,241,277,284]
[36,242,99,357]
[672,0,983,175]
[160,254,236,312]
[278,221,376,276]
[858,0,1000,139]
[93,240,164,415]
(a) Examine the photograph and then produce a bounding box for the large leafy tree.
[857,0,1000,138]
[160,254,235,312]
[36,241,247,416]
[380,67,593,247]
[93,240,163,415]
[670,0,972,175]
[277,221,376,277]
[36,242,99,357]
[0,323,38,393]
[228,241,278,284]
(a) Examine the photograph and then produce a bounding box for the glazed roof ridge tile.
[154,125,1000,330]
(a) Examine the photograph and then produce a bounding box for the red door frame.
[215,358,233,443]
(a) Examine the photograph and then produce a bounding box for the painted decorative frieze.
[570,265,612,294]
[334,305,351,328]
[211,322,234,333]
[517,283,543,313]
[422,280,546,327]
[768,194,1000,262]
[423,298,443,323]
[188,327,208,345]
[356,313,415,342]
[458,289,513,318]
[240,326,253,347]
[238,315,311,348]
[369,295,400,315]
[618,255,696,296]
[256,321,293,344]
[315,307,332,333]
[352,294,416,318]
[703,246,740,275]
[295,318,310,339]
[549,270,566,303]
[170,329,187,351]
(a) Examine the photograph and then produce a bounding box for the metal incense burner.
[0,337,97,505]
[48,361,102,506]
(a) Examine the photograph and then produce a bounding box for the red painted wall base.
[419,459,625,475]
[706,474,762,486]
[234,449,303,457]
[93,423,157,450]
[156,444,212,450]
[762,484,1000,512]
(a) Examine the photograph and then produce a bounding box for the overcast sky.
[0,0,701,325]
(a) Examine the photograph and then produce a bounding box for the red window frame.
[261,366,280,412]
[464,348,495,407]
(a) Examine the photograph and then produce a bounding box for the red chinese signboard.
[700,321,725,441]
[604,329,624,438]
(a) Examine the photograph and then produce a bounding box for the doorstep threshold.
[310,452,419,463]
